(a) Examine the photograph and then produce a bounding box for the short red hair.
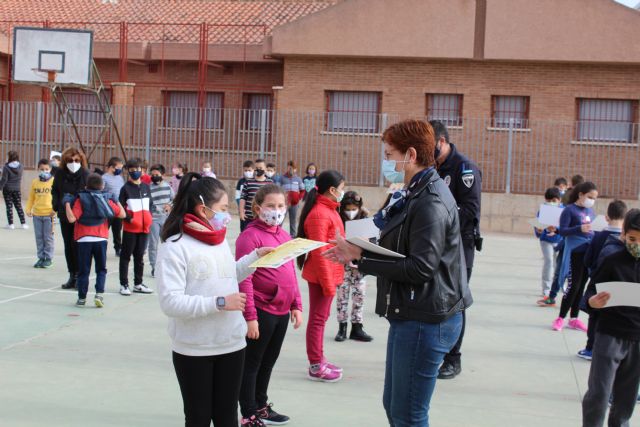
[382,119,436,167]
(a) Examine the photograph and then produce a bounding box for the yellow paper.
[249,238,329,269]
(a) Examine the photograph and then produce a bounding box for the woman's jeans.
[384,312,463,427]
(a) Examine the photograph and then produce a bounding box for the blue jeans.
[77,240,108,299]
[384,313,463,427]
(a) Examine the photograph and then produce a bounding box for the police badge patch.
[462,173,474,188]
[444,175,451,186]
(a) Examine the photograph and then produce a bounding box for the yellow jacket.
[26,177,55,217]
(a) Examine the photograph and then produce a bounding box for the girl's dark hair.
[305,163,317,175]
[150,163,166,174]
[567,181,597,205]
[174,162,188,173]
[339,190,368,223]
[252,184,286,217]
[296,169,345,269]
[161,173,227,243]
[8,150,19,162]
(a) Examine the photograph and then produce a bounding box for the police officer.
[430,120,482,380]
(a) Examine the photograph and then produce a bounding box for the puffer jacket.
[358,168,473,323]
[0,162,23,192]
[301,194,345,296]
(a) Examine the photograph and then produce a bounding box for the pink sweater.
[235,219,303,321]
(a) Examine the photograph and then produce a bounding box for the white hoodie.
[156,233,259,356]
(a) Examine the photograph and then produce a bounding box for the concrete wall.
[16,169,639,235]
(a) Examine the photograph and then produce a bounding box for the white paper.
[528,218,547,230]
[346,217,379,240]
[347,237,405,258]
[597,282,640,308]
[590,215,609,232]
[49,150,61,160]
[538,204,564,227]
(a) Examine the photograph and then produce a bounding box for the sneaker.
[241,415,265,427]
[307,363,342,383]
[34,259,44,268]
[324,361,343,374]
[577,349,593,361]
[537,297,556,307]
[133,284,153,294]
[258,403,290,425]
[41,259,53,268]
[120,285,132,296]
[552,317,565,331]
[95,294,104,308]
[5,224,14,230]
[567,318,588,332]
[76,298,86,306]
[21,223,29,230]
[115,248,121,257]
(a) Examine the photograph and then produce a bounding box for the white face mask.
[266,171,275,178]
[582,198,596,208]
[67,162,81,173]
[259,208,287,227]
[244,171,254,179]
[202,167,211,173]
[345,209,359,220]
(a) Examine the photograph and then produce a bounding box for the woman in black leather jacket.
[326,119,472,427]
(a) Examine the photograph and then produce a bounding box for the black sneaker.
[438,361,462,380]
[34,259,44,268]
[115,248,121,257]
[258,404,290,425]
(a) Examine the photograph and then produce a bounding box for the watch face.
[216,297,225,308]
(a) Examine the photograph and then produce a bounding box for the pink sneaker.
[552,317,565,331]
[308,363,342,383]
[322,359,343,373]
[567,318,588,332]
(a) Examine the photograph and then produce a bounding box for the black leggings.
[240,309,289,418]
[173,349,245,427]
[60,220,78,274]
[3,189,25,225]
[559,249,589,319]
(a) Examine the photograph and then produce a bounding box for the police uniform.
[437,143,482,376]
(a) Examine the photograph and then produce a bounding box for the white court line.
[0,256,42,262]
[0,284,62,304]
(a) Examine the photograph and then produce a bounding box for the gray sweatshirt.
[0,162,23,192]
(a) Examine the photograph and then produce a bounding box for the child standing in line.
[201,161,216,178]
[265,162,282,186]
[0,150,28,229]
[119,158,154,296]
[26,159,56,268]
[582,209,640,427]
[170,162,188,194]
[280,160,305,237]
[334,191,373,343]
[554,177,568,198]
[102,157,125,257]
[302,163,318,200]
[297,170,346,382]
[236,184,303,427]
[534,188,563,298]
[49,154,62,177]
[236,160,255,218]
[65,173,126,307]
[149,164,174,278]
[240,161,272,232]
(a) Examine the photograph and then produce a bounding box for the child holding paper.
[534,188,563,298]
[582,208,640,427]
[236,184,303,427]
[335,190,373,343]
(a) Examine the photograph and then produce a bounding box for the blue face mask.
[114,168,123,176]
[129,170,142,180]
[39,171,51,181]
[382,152,409,184]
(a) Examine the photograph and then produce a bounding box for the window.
[165,91,223,129]
[59,89,112,125]
[326,91,381,133]
[427,94,463,127]
[242,93,272,130]
[491,95,529,129]
[577,98,637,143]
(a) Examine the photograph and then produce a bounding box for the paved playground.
[0,220,633,427]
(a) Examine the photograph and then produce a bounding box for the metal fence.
[1,101,639,199]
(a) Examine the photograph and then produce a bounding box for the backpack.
[77,190,114,226]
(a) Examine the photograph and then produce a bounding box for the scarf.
[182,213,226,246]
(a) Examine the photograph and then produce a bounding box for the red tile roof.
[0,0,332,44]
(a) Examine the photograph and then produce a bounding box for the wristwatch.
[215,296,226,309]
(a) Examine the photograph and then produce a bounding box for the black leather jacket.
[358,168,473,323]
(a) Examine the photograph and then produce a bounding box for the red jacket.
[119,181,153,234]
[301,195,345,296]
[72,198,121,241]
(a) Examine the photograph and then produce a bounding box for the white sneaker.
[22,223,29,230]
[133,284,153,294]
[120,285,132,296]
[5,224,14,230]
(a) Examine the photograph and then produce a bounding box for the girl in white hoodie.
[156,173,273,427]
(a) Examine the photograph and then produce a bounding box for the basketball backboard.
[12,27,93,86]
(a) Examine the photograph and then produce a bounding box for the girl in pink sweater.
[235,184,303,427]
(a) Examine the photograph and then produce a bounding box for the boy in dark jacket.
[582,209,640,427]
[118,158,154,295]
[0,150,27,229]
[534,188,563,298]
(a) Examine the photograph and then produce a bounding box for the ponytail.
[296,169,345,269]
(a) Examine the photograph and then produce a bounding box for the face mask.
[545,201,559,207]
[50,161,59,168]
[114,168,123,176]
[333,189,345,203]
[209,211,231,230]
[266,171,275,178]
[202,167,211,173]
[259,208,287,227]
[255,169,265,177]
[67,162,81,174]
[151,175,163,184]
[559,190,566,196]
[345,209,359,220]
[129,171,142,180]
[39,171,51,181]
[308,169,316,176]
[582,198,595,209]
[244,171,254,179]
[382,152,409,184]
[626,241,640,259]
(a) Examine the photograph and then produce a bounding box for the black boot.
[349,323,373,342]
[61,273,77,290]
[438,360,461,380]
[335,322,348,342]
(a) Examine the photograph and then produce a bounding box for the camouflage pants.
[336,268,367,324]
